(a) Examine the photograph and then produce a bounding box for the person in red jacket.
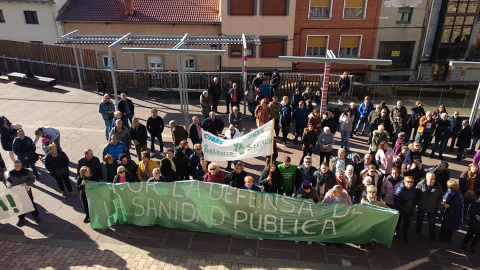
[203,162,225,184]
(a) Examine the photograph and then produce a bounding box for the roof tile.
[57,0,220,23]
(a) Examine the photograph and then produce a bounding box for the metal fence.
[0,55,346,94]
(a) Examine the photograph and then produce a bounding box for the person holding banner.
[160,148,179,182]
[203,163,225,184]
[225,162,247,188]
[6,160,39,226]
[147,168,168,182]
[224,125,241,171]
[240,176,262,191]
[278,156,297,196]
[295,180,319,203]
[259,162,282,194]
[113,166,137,184]
[77,166,94,223]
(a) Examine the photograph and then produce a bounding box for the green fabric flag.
[86,180,399,247]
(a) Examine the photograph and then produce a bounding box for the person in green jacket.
[278,156,298,196]
[371,124,389,153]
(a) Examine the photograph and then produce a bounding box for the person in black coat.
[208,77,222,114]
[45,143,74,196]
[202,112,224,136]
[112,166,137,184]
[224,80,233,114]
[188,116,203,145]
[461,197,480,254]
[160,148,179,182]
[77,149,102,181]
[470,115,480,154]
[426,161,450,193]
[313,162,336,199]
[270,69,281,97]
[259,163,283,193]
[225,162,247,188]
[118,153,138,181]
[130,118,148,162]
[77,166,98,223]
[456,120,471,160]
[430,113,451,160]
[118,92,135,125]
[173,141,192,180]
[188,145,203,178]
[407,101,425,141]
[146,109,165,155]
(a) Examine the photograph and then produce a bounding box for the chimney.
[123,0,134,16]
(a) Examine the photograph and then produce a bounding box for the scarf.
[468,171,477,191]
[345,173,354,188]
[142,161,150,180]
[389,176,402,187]
[336,176,347,190]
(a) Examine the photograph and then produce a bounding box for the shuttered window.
[309,0,330,18]
[262,0,287,15]
[306,36,328,56]
[343,0,366,19]
[260,37,286,58]
[339,36,361,57]
[229,0,255,15]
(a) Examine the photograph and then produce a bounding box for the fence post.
[168,71,172,89]
[2,55,7,73]
[55,63,60,80]
[15,57,20,72]
[41,61,46,77]
[69,66,74,82]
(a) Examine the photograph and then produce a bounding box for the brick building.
[292,0,383,81]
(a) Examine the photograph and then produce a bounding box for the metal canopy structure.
[279,52,392,114]
[57,31,260,125]
[450,60,480,126]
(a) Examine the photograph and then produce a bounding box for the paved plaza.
[0,78,479,269]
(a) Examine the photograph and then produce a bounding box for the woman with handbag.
[45,143,75,196]
[460,163,480,216]
[439,180,463,244]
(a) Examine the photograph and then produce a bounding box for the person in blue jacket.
[354,96,374,135]
[292,101,309,142]
[103,134,130,161]
[394,176,416,243]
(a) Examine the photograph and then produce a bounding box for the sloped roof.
[57,0,220,24]
[0,0,54,3]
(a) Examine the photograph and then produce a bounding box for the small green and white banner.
[203,120,273,161]
[0,186,35,220]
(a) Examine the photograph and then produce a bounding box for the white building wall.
[0,0,67,45]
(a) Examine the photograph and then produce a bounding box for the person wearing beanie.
[295,180,319,204]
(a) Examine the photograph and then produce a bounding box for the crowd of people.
[0,73,480,253]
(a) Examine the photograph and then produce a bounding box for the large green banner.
[86,180,399,247]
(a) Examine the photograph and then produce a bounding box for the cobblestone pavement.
[0,78,479,269]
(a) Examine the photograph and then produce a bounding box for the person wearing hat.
[200,91,212,119]
[270,68,281,98]
[295,180,319,203]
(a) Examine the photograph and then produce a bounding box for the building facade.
[418,0,480,81]
[0,0,67,45]
[292,0,383,81]
[370,0,428,82]
[57,0,221,71]
[219,0,296,72]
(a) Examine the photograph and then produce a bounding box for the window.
[306,36,328,56]
[343,0,365,19]
[309,0,331,19]
[24,11,39,24]
[260,37,287,58]
[339,36,361,57]
[230,44,254,58]
[185,58,195,70]
[102,55,115,69]
[229,0,255,15]
[0,10,4,23]
[148,55,163,70]
[261,0,287,15]
[397,7,413,23]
